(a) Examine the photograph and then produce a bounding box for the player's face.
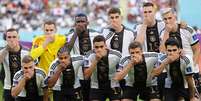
[129,47,143,59]
[44,24,56,35]
[22,61,35,76]
[109,13,122,28]
[166,45,181,56]
[58,52,71,66]
[93,41,107,53]
[75,16,88,32]
[143,6,155,20]
[163,12,177,25]
[6,31,20,48]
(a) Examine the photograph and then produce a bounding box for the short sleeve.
[184,56,194,75]
[12,71,23,87]
[44,60,59,85]
[117,56,130,72]
[190,31,199,45]
[83,57,91,68]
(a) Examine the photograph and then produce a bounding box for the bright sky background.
[179,0,201,28]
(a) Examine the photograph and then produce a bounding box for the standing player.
[66,13,100,101]
[134,3,166,98]
[135,2,165,52]
[0,28,29,101]
[160,8,201,95]
[102,7,136,91]
[30,20,66,74]
[102,7,136,57]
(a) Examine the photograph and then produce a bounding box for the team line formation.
[0,2,201,101]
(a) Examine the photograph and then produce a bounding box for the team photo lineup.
[0,0,201,101]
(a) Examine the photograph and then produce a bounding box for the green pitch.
[0,82,3,101]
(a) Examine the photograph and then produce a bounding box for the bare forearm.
[11,78,26,97]
[186,76,196,98]
[48,69,62,88]
[153,61,168,76]
[160,31,169,52]
[192,44,200,65]
[114,63,133,81]
[84,60,98,79]
[136,25,147,44]
[43,88,48,101]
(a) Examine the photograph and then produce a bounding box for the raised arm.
[11,77,27,97]
[135,24,147,44]
[84,58,98,79]
[113,61,133,81]
[48,63,69,88]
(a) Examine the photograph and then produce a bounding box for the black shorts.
[122,86,160,100]
[193,73,201,93]
[80,79,90,101]
[3,89,15,101]
[164,88,190,101]
[53,88,82,101]
[16,96,43,101]
[90,87,121,101]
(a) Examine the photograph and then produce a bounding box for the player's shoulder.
[120,56,130,64]
[13,70,23,80]
[35,67,46,78]
[181,25,194,34]
[71,55,84,61]
[158,53,167,61]
[33,35,45,43]
[50,59,60,70]
[109,49,122,58]
[143,52,159,58]
[180,55,191,65]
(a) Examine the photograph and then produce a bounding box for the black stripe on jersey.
[191,40,199,46]
[183,26,194,34]
[35,69,46,78]
[106,31,114,40]
[185,73,194,76]
[160,55,167,61]
[144,53,158,58]
[119,56,131,65]
[71,56,83,61]
[181,56,190,65]
[159,27,165,36]
[109,50,122,58]
[67,29,74,34]
[14,71,23,80]
[51,61,60,70]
